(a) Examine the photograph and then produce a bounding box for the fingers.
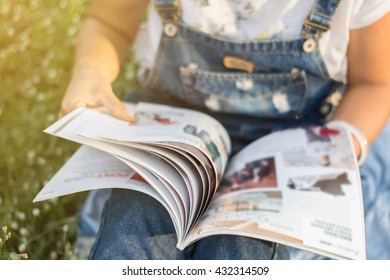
[101,92,137,123]
[58,98,89,119]
[59,96,136,123]
[59,99,136,123]
[58,71,136,123]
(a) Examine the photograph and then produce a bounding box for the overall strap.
[303,0,341,36]
[154,0,182,21]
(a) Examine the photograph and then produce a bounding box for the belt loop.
[154,0,182,22]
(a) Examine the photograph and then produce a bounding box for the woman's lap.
[89,189,289,260]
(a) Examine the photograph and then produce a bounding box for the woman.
[61,0,390,259]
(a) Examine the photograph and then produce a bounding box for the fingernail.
[128,114,137,124]
[122,112,136,124]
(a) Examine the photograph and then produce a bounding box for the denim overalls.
[88,0,390,259]
[136,0,344,152]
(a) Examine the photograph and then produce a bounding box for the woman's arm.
[331,12,390,156]
[59,0,149,121]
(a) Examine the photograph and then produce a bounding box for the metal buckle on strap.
[304,18,330,33]
[154,2,182,21]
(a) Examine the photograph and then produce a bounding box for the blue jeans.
[89,190,289,260]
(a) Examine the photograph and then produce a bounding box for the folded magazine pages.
[34,102,366,259]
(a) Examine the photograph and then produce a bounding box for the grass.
[0,0,138,259]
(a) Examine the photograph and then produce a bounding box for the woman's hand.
[59,66,136,123]
[58,0,149,122]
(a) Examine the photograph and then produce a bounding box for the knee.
[102,189,177,235]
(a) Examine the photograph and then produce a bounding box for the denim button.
[164,23,178,37]
[303,38,316,53]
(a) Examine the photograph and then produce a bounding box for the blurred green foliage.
[0,0,138,259]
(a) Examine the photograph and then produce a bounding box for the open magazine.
[34,102,366,260]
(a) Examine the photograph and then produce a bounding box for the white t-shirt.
[134,0,390,82]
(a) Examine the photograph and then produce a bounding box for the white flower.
[10,221,19,230]
[62,224,69,232]
[16,211,26,221]
[32,208,40,217]
[49,251,58,260]
[22,182,30,190]
[18,243,26,252]
[19,227,29,236]
[36,156,46,166]
[47,69,57,79]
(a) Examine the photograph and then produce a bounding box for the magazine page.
[114,157,184,238]
[75,102,231,182]
[183,126,365,259]
[136,102,231,180]
[33,146,163,204]
[43,108,195,226]
[79,136,217,229]
[44,102,225,228]
[159,143,218,205]
[119,142,205,227]
[33,145,184,239]
[44,103,231,183]
[114,146,192,223]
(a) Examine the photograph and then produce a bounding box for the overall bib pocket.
[179,65,308,119]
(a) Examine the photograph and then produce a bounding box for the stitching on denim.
[179,68,306,113]
[164,37,302,56]
[181,71,303,81]
[180,67,307,81]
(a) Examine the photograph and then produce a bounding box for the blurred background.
[0,0,138,259]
